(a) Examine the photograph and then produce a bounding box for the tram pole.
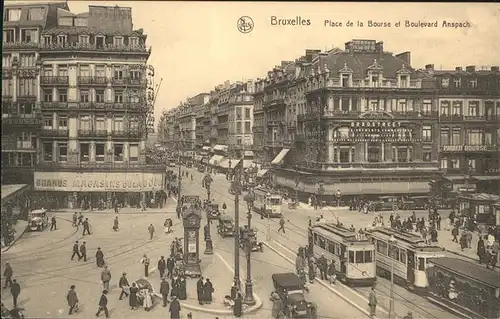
[388,235,396,319]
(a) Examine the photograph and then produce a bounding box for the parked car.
[217,215,235,237]
[28,209,49,231]
[271,273,317,319]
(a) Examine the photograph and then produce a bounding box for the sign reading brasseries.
[34,172,164,192]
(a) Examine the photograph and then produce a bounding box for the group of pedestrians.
[2,262,21,310]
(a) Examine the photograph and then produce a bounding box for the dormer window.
[129,37,138,46]
[96,36,105,48]
[4,9,21,22]
[43,35,51,45]
[470,78,477,88]
[371,75,380,87]
[441,78,449,88]
[27,8,44,21]
[399,75,408,88]
[57,35,67,46]
[341,74,350,87]
[113,36,124,46]
[21,29,38,43]
[453,78,461,88]
[79,35,89,45]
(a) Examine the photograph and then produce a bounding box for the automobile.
[28,209,49,231]
[368,196,416,212]
[271,273,317,319]
[239,226,263,252]
[206,203,220,220]
[217,215,235,237]
[407,196,433,210]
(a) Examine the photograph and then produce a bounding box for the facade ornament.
[367,59,383,71]
[397,63,412,74]
[323,63,330,73]
[339,62,353,74]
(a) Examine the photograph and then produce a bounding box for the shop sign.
[443,145,489,152]
[34,172,164,192]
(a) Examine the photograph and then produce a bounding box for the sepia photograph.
[1,1,499,318]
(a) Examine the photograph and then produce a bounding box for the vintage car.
[368,196,416,212]
[206,203,221,220]
[407,196,433,210]
[217,215,235,237]
[271,273,317,319]
[239,226,263,252]
[28,209,49,231]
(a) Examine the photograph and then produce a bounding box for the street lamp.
[243,190,256,306]
[204,174,213,255]
[294,164,300,201]
[176,147,183,219]
[388,235,396,319]
[318,181,325,208]
[266,192,271,241]
[232,162,241,290]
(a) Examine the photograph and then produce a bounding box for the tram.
[366,227,446,291]
[426,257,500,319]
[252,187,283,218]
[308,223,376,286]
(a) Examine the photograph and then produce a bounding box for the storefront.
[33,171,165,209]
[458,193,500,227]
[1,184,31,220]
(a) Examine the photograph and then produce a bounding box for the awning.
[202,146,211,151]
[443,175,466,182]
[271,148,290,165]
[218,158,231,168]
[209,155,224,166]
[300,181,430,196]
[472,176,500,181]
[257,169,269,177]
[213,145,227,152]
[2,184,30,204]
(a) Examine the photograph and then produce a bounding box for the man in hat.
[158,256,167,278]
[10,279,21,308]
[368,286,377,317]
[3,262,13,288]
[82,218,91,236]
[78,241,87,262]
[101,266,111,291]
[71,241,81,261]
[160,277,170,307]
[118,273,129,300]
[169,295,181,319]
[67,285,79,315]
[95,290,109,318]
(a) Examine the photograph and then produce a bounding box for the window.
[57,35,67,46]
[43,66,53,77]
[236,107,242,120]
[18,103,34,116]
[485,132,492,145]
[95,116,106,131]
[80,90,89,102]
[469,159,476,171]
[43,142,52,161]
[441,78,449,88]
[423,149,432,162]
[244,108,251,119]
[3,29,15,43]
[58,89,67,102]
[397,99,407,112]
[129,118,139,131]
[129,144,139,161]
[440,128,450,145]
[355,251,364,263]
[371,75,380,87]
[236,122,242,134]
[80,143,89,162]
[79,35,89,45]
[129,90,140,103]
[58,143,67,162]
[237,137,242,145]
[79,65,90,77]
[96,36,105,48]
[113,118,124,131]
[440,158,448,169]
[96,90,105,103]
[2,79,12,96]
[364,250,373,263]
[79,115,91,130]
[96,65,105,77]
[43,91,52,102]
[422,126,432,142]
[114,144,124,161]
[27,8,44,20]
[451,129,461,145]
[453,78,461,88]
[95,144,105,162]
[43,35,51,45]
[470,78,477,88]
[452,101,462,115]
[244,121,251,134]
[399,75,408,88]
[129,37,139,46]
[339,148,349,163]
[114,91,123,103]
[367,144,381,162]
[19,54,36,67]
[349,251,354,263]
[113,36,124,46]
[4,9,21,22]
[451,158,460,169]
[58,66,68,76]
[467,129,483,145]
[376,240,388,255]
[18,78,37,96]
[440,101,450,115]
[130,70,141,80]
[397,147,408,162]
[43,115,53,129]
[422,99,432,114]
[58,115,68,129]
[370,99,379,111]
[21,29,38,43]
[341,74,350,87]
[468,101,479,116]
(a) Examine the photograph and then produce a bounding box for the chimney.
[425,64,434,71]
[396,52,411,66]
[491,66,499,72]
[455,67,463,71]
[305,49,321,62]
[465,65,475,72]
[375,41,384,52]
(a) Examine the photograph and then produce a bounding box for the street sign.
[183,195,200,204]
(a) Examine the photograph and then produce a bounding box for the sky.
[7,1,500,125]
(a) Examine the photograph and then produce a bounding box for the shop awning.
[202,146,211,151]
[1,184,30,205]
[271,148,290,165]
[213,145,226,152]
[308,181,431,196]
[443,175,466,182]
[257,169,269,177]
[218,158,231,168]
[209,155,224,166]
[472,176,500,181]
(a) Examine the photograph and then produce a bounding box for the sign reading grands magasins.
[34,172,164,192]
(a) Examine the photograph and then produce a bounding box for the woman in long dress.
[129,283,139,310]
[179,277,187,300]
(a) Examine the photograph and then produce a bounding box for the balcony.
[391,110,438,119]
[265,140,283,148]
[1,141,37,152]
[322,110,361,119]
[267,120,284,127]
[463,115,486,121]
[78,76,108,86]
[78,129,108,138]
[3,41,39,50]
[263,97,286,109]
[302,160,439,171]
[441,144,499,152]
[217,122,228,129]
[439,114,464,122]
[111,129,142,139]
[39,43,151,54]
[40,128,69,137]
[41,76,69,86]
[2,114,42,127]
[41,102,69,111]
[36,161,165,172]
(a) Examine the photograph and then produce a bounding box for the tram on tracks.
[252,187,283,218]
[426,257,500,319]
[308,223,376,286]
[366,227,446,291]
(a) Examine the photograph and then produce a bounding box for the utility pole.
[176,150,182,219]
[232,156,243,290]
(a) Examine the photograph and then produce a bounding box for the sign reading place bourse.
[442,145,493,152]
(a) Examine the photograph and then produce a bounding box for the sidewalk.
[149,253,262,315]
[51,205,176,215]
[1,220,28,252]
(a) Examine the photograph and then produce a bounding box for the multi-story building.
[432,65,500,194]
[274,40,441,200]
[227,81,254,158]
[178,102,196,150]
[2,2,68,184]
[33,5,163,209]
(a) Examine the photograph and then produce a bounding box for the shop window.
[43,142,52,161]
[58,143,67,162]
[440,158,448,169]
[95,144,105,162]
[76,143,89,163]
[129,144,139,162]
[114,144,124,162]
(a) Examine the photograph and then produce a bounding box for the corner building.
[275,40,440,200]
[33,5,163,209]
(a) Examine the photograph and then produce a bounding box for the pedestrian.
[278,216,285,233]
[82,218,91,236]
[101,266,111,291]
[317,254,328,280]
[113,217,119,231]
[270,291,283,319]
[158,256,167,278]
[148,224,155,240]
[3,262,13,288]
[78,241,87,262]
[308,259,316,283]
[169,296,181,319]
[230,280,238,300]
[160,277,170,307]
[77,213,84,226]
[71,241,81,260]
[129,282,139,310]
[118,273,129,300]
[67,285,79,315]
[460,233,468,251]
[466,230,473,248]
[95,290,109,318]
[167,256,175,279]
[328,261,337,285]
[179,276,187,300]
[451,226,459,243]
[50,216,57,231]
[368,286,377,317]
[143,288,153,311]
[10,279,20,308]
[477,236,487,264]
[141,254,150,277]
[196,276,204,305]
[203,278,214,304]
[96,247,105,267]
[233,292,243,317]
[436,214,441,231]
[72,212,78,227]
[171,275,180,298]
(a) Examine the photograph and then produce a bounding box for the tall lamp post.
[243,190,256,305]
[176,149,182,219]
[388,235,396,319]
[203,174,214,255]
[232,159,241,290]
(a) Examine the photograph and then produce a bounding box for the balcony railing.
[3,42,39,49]
[78,76,108,85]
[41,102,69,110]
[439,114,464,121]
[40,128,69,137]
[322,110,361,118]
[41,76,69,85]
[2,114,42,127]
[306,78,425,92]
[441,144,499,152]
[37,161,164,170]
[266,141,283,147]
[40,43,151,53]
[263,97,285,108]
[1,141,37,151]
[267,120,284,127]
[78,129,108,137]
[302,160,439,171]
[111,130,142,138]
[217,122,228,129]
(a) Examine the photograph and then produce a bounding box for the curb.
[1,224,28,253]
